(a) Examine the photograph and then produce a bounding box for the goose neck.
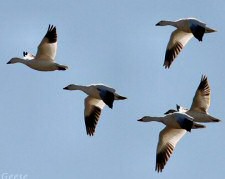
[143,116,164,122]
[162,20,177,27]
[71,85,89,92]
[13,58,28,64]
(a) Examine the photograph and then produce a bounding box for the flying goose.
[156,18,216,68]
[63,84,127,136]
[164,75,221,123]
[7,25,68,71]
[138,112,205,172]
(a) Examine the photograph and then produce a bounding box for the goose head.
[63,84,79,90]
[7,58,22,64]
[155,20,171,26]
[138,116,152,122]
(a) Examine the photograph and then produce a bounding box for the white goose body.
[7,25,68,71]
[138,112,205,172]
[156,18,216,68]
[167,18,206,33]
[63,84,127,136]
[142,114,187,130]
[67,85,101,99]
[9,58,66,71]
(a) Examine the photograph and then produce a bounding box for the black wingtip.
[198,75,209,93]
[85,106,101,137]
[87,131,95,136]
[45,24,57,43]
[163,65,170,69]
[155,143,174,173]
[201,74,207,81]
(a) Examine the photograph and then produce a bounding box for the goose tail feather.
[192,123,206,129]
[205,27,217,33]
[115,94,127,100]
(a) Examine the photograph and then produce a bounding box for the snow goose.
[156,18,216,68]
[63,84,127,136]
[165,75,221,123]
[138,112,205,172]
[7,25,68,71]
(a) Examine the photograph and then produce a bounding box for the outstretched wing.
[190,75,210,113]
[35,25,57,61]
[84,96,105,136]
[155,127,186,172]
[163,29,193,69]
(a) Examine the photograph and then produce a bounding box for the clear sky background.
[0,0,224,178]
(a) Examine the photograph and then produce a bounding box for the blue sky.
[0,0,225,178]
